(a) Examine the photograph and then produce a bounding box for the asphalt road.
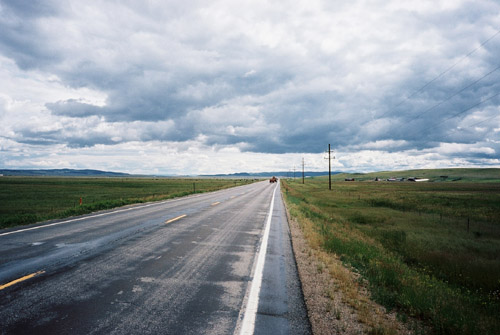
[0,181,311,334]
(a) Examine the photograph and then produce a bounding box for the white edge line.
[239,185,277,335]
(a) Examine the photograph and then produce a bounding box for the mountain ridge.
[0,169,130,177]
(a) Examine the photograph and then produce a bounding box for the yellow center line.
[211,202,221,206]
[165,214,187,224]
[0,270,45,291]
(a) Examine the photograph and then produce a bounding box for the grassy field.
[282,170,500,334]
[0,177,254,229]
[331,168,500,183]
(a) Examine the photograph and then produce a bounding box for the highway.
[0,181,310,334]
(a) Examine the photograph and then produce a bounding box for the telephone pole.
[328,144,331,190]
[325,144,335,190]
[302,157,305,184]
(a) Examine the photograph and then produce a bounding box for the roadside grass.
[0,177,254,229]
[282,177,500,334]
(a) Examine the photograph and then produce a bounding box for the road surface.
[0,181,310,334]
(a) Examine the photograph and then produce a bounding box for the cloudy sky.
[1,0,499,175]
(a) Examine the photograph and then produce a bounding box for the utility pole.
[328,144,331,190]
[325,144,335,190]
[293,166,296,180]
[302,157,305,184]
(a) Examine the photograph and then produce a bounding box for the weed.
[334,307,341,320]
[368,326,389,335]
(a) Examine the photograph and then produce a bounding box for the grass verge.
[282,177,500,335]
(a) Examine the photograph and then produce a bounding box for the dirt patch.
[285,204,415,335]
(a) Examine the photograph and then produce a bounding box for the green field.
[282,169,500,334]
[331,168,500,183]
[0,177,254,229]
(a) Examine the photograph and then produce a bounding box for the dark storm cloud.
[14,128,62,146]
[15,124,126,148]
[46,99,103,118]
[0,0,61,70]
[0,0,58,18]
[1,0,500,166]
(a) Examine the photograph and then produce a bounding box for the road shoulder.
[283,195,413,335]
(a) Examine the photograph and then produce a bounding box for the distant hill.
[0,169,130,177]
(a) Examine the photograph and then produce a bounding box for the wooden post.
[328,144,331,191]
[467,217,470,232]
[302,157,305,184]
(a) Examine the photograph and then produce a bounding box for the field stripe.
[239,184,277,335]
[0,206,142,237]
[0,194,207,238]
[0,271,45,290]
[0,183,259,238]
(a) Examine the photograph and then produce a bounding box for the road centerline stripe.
[211,202,221,206]
[239,185,277,335]
[0,270,45,290]
[165,214,187,224]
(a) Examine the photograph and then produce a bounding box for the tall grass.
[282,178,500,334]
[0,177,254,229]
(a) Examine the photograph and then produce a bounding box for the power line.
[411,110,500,150]
[436,91,500,128]
[377,28,500,119]
[463,113,500,129]
[404,64,500,124]
[407,90,500,140]
[389,64,500,140]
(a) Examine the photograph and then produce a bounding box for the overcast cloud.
[1,0,499,175]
